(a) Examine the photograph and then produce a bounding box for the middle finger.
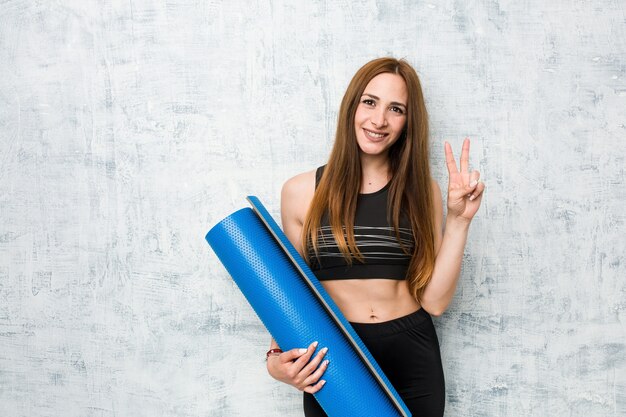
[300,347,328,377]
[460,138,470,174]
[302,358,330,388]
[293,341,318,370]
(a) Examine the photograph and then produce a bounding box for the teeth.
[365,129,385,138]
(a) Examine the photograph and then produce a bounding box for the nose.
[370,108,387,128]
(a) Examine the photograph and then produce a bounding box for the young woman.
[266,57,485,416]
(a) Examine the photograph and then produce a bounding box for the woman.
[266,57,485,416]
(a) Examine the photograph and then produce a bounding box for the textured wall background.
[1,1,625,416]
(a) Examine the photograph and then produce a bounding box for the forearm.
[420,215,471,316]
[269,338,280,349]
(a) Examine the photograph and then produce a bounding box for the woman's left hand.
[444,138,485,222]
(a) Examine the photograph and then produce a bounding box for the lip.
[362,128,388,141]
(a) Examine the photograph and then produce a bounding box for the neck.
[359,152,391,185]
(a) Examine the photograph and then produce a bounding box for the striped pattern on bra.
[315,225,414,261]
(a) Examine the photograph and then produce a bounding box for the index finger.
[460,138,470,173]
[444,141,458,174]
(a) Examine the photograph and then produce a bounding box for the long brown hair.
[302,57,436,301]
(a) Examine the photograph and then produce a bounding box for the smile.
[363,128,387,139]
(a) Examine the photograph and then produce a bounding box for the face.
[354,72,408,158]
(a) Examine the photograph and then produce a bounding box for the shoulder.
[430,179,442,198]
[282,169,316,200]
[430,179,443,212]
[430,179,443,248]
[281,169,317,223]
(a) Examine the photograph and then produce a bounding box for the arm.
[265,171,329,393]
[420,139,486,316]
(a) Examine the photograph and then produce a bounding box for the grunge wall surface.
[1,1,624,416]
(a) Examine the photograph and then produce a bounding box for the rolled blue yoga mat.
[206,196,411,417]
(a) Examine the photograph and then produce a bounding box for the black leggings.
[303,308,445,417]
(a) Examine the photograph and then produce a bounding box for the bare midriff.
[320,278,421,323]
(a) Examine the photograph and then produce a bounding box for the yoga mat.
[206,196,411,417]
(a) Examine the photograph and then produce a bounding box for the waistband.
[313,264,409,281]
[349,308,431,338]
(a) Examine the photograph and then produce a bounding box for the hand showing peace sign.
[445,138,485,222]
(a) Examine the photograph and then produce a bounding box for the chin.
[356,140,393,156]
[356,134,399,155]
[358,146,390,157]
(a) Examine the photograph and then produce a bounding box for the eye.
[361,98,375,106]
[390,106,405,114]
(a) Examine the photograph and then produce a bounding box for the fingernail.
[320,380,326,386]
[321,347,328,354]
[312,341,318,347]
[470,180,478,187]
[323,360,330,366]
[469,195,475,201]
[299,348,307,354]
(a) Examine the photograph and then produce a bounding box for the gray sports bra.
[308,166,415,281]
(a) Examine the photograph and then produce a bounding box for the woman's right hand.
[266,341,329,393]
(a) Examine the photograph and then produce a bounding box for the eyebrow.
[361,93,407,109]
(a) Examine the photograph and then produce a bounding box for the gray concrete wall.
[1,1,624,416]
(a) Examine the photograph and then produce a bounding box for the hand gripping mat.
[205,196,411,417]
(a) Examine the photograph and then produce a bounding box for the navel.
[369,306,378,321]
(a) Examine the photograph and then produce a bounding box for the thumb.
[280,347,308,363]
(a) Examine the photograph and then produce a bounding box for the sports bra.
[308,166,415,281]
